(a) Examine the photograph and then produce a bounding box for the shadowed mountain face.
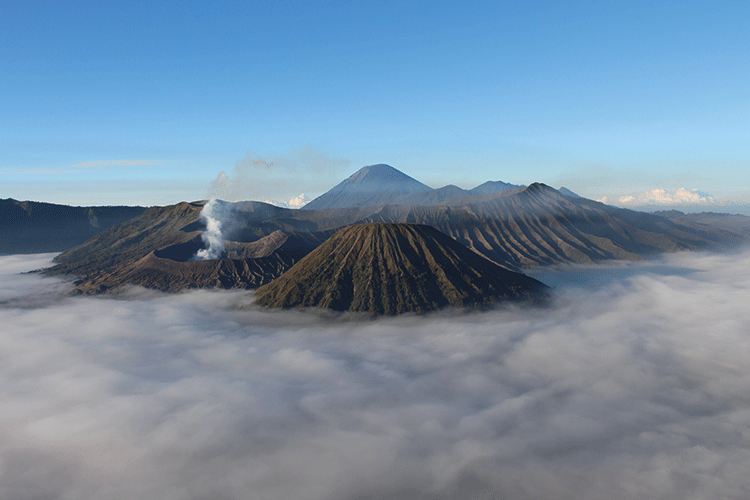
[254,223,549,314]
[0,198,145,254]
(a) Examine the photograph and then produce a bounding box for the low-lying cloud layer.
[599,187,716,207]
[2,250,750,499]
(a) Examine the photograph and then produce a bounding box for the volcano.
[254,223,549,315]
[46,166,749,295]
[302,164,433,209]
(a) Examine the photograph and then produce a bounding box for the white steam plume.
[195,198,224,260]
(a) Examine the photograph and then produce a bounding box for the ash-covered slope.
[302,164,433,209]
[351,183,748,271]
[0,198,145,254]
[47,200,335,294]
[49,202,206,279]
[254,223,549,315]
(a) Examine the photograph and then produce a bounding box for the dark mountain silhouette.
[254,223,548,314]
[303,164,432,210]
[0,198,145,254]
[399,184,470,205]
[46,166,750,294]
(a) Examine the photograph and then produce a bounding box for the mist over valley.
[2,248,750,499]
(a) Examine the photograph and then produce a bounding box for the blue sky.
[2,1,748,207]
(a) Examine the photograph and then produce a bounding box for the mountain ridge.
[0,198,146,254]
[303,163,525,209]
[44,166,750,294]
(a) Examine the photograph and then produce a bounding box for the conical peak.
[344,164,427,186]
[302,164,432,210]
[254,222,549,314]
[349,164,399,179]
[520,182,562,198]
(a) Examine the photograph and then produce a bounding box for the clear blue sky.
[2,1,748,207]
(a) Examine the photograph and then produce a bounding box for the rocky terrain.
[254,223,548,314]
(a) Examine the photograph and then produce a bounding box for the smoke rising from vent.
[194,198,225,260]
[2,249,750,499]
[209,147,349,202]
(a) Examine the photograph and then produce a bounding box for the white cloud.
[611,187,716,206]
[2,250,750,499]
[264,194,309,209]
[287,193,308,208]
[263,193,310,208]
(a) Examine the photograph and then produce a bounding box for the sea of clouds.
[2,249,750,500]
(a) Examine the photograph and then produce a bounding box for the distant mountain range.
[303,164,523,209]
[0,199,146,254]
[45,164,750,305]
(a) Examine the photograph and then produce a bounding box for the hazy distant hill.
[254,223,548,314]
[303,164,433,209]
[469,180,524,194]
[652,210,750,234]
[0,198,146,254]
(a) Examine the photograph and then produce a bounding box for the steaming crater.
[154,237,207,262]
[154,230,312,263]
[69,229,329,293]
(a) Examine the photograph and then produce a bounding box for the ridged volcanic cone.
[254,223,548,314]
